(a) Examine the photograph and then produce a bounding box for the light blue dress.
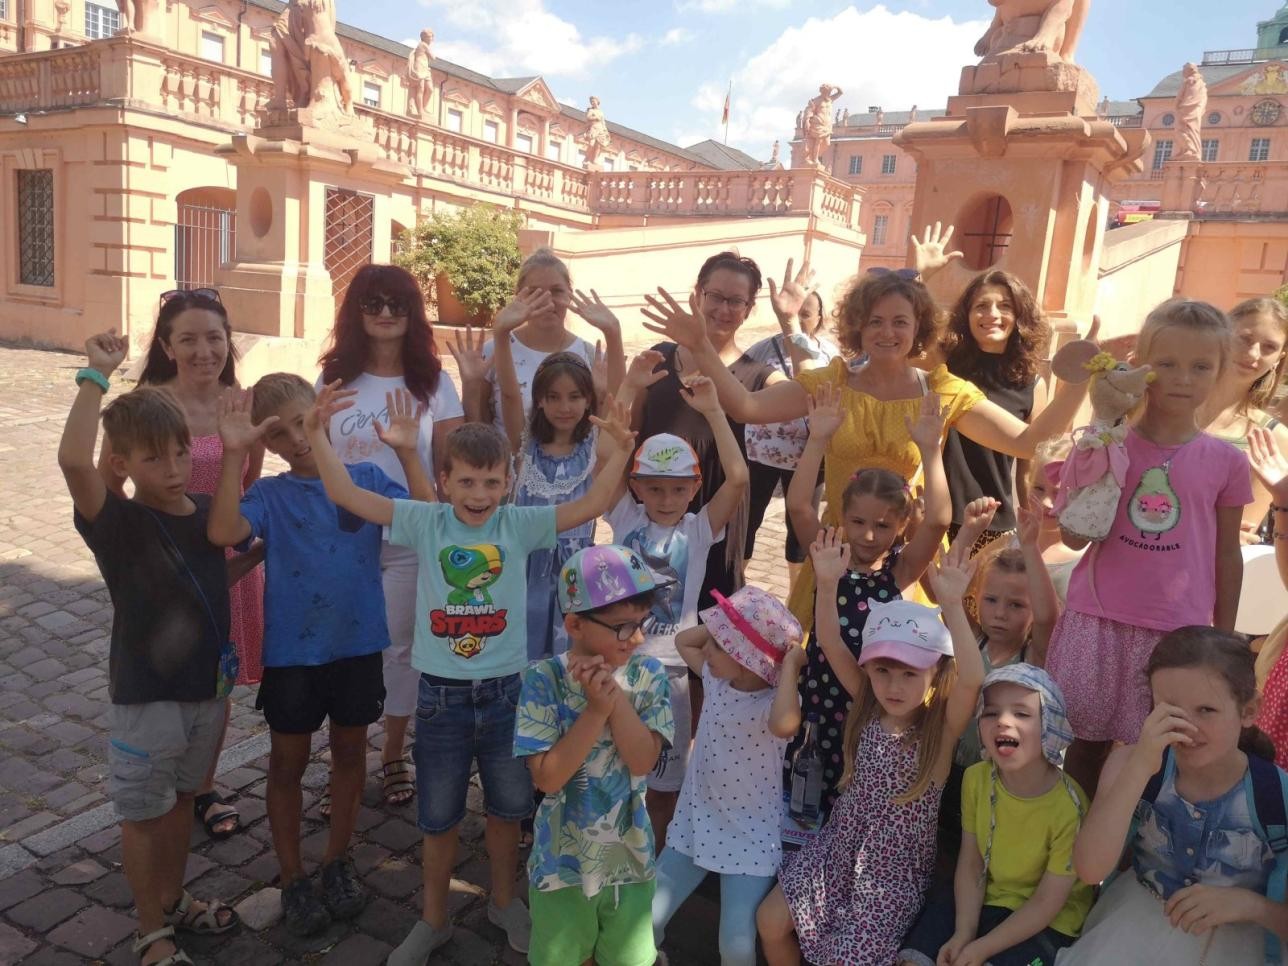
[514,431,597,661]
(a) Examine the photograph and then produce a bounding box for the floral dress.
[188,434,264,684]
[514,431,597,661]
[788,360,984,629]
[779,717,941,966]
[783,549,902,819]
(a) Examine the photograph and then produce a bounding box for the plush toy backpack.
[1047,342,1154,543]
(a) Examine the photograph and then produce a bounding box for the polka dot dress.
[1258,650,1288,770]
[782,548,901,818]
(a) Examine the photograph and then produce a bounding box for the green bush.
[394,205,523,322]
[1275,282,1288,310]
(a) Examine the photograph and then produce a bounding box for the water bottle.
[789,714,824,822]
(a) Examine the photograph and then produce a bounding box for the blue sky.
[344,1,1286,159]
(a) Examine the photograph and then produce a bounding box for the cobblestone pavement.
[0,342,795,965]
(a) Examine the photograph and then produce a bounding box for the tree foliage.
[394,205,523,322]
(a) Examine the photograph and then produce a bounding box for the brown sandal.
[381,758,415,807]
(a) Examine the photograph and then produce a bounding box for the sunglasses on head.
[866,268,921,282]
[360,295,410,317]
[160,287,222,307]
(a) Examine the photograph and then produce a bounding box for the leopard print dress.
[778,716,940,965]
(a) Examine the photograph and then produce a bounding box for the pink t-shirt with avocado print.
[1065,430,1252,632]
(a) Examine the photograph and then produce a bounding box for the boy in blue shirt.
[304,384,638,963]
[208,374,434,935]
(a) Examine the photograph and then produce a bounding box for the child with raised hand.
[206,377,430,935]
[780,383,950,818]
[899,665,1092,966]
[303,382,638,963]
[515,545,675,966]
[1046,300,1253,795]
[1062,627,1288,965]
[652,586,807,966]
[492,285,603,661]
[605,355,751,850]
[1026,437,1083,604]
[756,553,986,966]
[59,331,241,966]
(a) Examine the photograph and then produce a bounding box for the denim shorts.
[108,699,225,822]
[413,672,534,834]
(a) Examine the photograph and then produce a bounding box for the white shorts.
[647,665,691,793]
[381,546,419,718]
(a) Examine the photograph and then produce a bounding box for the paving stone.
[262,915,350,956]
[366,856,423,900]
[47,903,138,958]
[0,868,45,911]
[14,945,85,965]
[83,870,134,909]
[204,831,266,866]
[79,825,121,854]
[367,817,422,852]
[0,810,61,840]
[5,885,89,931]
[0,921,38,963]
[320,930,393,965]
[51,857,108,885]
[354,895,419,946]
[233,886,282,931]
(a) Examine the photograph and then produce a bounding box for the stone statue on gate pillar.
[114,0,163,39]
[582,96,613,170]
[1174,63,1208,162]
[266,0,355,122]
[974,0,1091,63]
[771,140,780,165]
[803,83,843,167]
[407,29,435,119]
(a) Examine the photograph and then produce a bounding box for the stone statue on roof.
[266,0,355,118]
[803,83,843,167]
[114,0,162,39]
[974,0,1091,63]
[583,96,613,170]
[407,29,435,118]
[1174,63,1208,162]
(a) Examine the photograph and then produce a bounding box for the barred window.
[18,169,55,287]
[1251,138,1272,162]
[848,155,862,175]
[1152,139,1173,170]
[881,154,897,175]
[362,82,380,109]
[872,213,889,246]
[0,0,9,20]
[84,2,121,39]
[1201,139,1219,163]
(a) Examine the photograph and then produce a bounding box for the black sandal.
[194,791,241,840]
[381,759,415,807]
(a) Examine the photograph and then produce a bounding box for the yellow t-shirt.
[961,760,1095,939]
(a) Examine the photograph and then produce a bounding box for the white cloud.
[416,0,641,78]
[685,4,987,160]
[661,27,695,46]
[676,0,790,12]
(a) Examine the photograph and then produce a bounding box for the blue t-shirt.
[389,501,557,679]
[240,463,407,667]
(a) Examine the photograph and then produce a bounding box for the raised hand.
[911,222,964,280]
[962,497,1000,535]
[306,379,357,435]
[680,375,721,414]
[493,287,554,334]
[780,639,808,678]
[905,391,946,451]
[1016,495,1043,547]
[85,329,129,377]
[374,388,425,453]
[218,387,279,453]
[927,553,977,605]
[570,288,621,336]
[767,257,816,324]
[1130,702,1197,776]
[810,527,851,583]
[640,288,711,352]
[1248,425,1288,504]
[624,349,668,392]
[588,394,636,451]
[805,382,844,440]
[590,341,609,403]
[446,325,494,384]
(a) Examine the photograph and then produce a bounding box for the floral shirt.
[742,333,841,470]
[515,653,674,896]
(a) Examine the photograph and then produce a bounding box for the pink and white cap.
[699,587,801,686]
[858,600,953,670]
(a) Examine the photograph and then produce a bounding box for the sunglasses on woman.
[159,287,222,307]
[866,267,921,282]
[360,295,410,317]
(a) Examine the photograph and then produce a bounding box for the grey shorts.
[108,699,225,822]
[646,665,690,793]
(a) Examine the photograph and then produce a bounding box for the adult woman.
[742,259,840,587]
[318,264,463,809]
[1197,296,1288,540]
[937,269,1051,552]
[463,248,625,430]
[634,251,779,610]
[641,269,1091,629]
[130,287,263,839]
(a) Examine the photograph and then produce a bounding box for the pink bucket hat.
[699,587,802,686]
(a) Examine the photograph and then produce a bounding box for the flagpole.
[723,79,731,145]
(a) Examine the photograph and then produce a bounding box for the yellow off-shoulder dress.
[787,358,985,628]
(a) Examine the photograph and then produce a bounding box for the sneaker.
[387,919,453,966]
[281,876,330,936]
[320,856,368,920]
[487,897,531,954]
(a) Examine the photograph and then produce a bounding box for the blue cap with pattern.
[558,545,658,614]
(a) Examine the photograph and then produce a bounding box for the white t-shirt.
[318,371,463,489]
[666,663,787,876]
[481,332,594,433]
[604,493,722,666]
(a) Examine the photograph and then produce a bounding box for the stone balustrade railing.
[1160,159,1288,215]
[0,37,861,229]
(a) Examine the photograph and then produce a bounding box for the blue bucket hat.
[977,663,1074,766]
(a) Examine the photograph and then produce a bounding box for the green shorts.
[528,880,657,966]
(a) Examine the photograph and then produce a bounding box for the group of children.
[58,255,1288,966]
